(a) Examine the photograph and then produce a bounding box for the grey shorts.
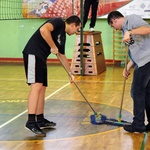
[23,53,47,86]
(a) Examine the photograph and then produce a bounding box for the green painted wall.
[0,19,113,60]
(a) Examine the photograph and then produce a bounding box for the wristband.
[128,30,132,36]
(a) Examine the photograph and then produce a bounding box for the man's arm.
[128,26,150,35]
[123,60,134,79]
[40,23,58,54]
[123,26,150,44]
[57,53,75,83]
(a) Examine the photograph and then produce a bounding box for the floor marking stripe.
[0,110,28,129]
[0,83,70,129]
[0,128,122,142]
[0,78,131,84]
[140,131,148,150]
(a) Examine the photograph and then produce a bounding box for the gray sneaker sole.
[25,126,46,137]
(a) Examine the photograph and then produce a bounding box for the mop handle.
[56,54,97,114]
[118,46,128,121]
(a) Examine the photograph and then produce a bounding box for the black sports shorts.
[23,53,47,86]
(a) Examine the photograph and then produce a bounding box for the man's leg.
[90,1,98,28]
[25,83,46,136]
[145,73,150,131]
[36,85,46,115]
[36,86,56,129]
[23,53,46,136]
[28,83,43,114]
[83,0,91,28]
[124,63,150,132]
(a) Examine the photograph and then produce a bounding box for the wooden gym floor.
[0,62,149,150]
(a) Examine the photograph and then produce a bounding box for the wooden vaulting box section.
[71,31,106,75]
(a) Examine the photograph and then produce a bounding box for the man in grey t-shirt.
[107,11,150,133]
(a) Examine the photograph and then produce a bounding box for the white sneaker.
[89,28,94,32]
[78,28,84,32]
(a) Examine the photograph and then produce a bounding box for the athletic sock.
[36,114,44,122]
[28,114,36,123]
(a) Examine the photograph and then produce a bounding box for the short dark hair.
[65,15,82,26]
[107,11,124,25]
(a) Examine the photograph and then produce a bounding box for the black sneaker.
[37,119,56,129]
[123,124,145,133]
[145,123,150,132]
[25,121,46,137]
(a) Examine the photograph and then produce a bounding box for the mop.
[57,54,130,126]
[117,40,134,124]
[91,45,131,126]
[118,46,128,122]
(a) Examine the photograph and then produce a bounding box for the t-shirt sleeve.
[47,18,66,55]
[129,15,150,29]
[48,18,63,30]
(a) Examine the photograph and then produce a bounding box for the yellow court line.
[0,128,125,143]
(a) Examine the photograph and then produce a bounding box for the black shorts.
[23,53,47,86]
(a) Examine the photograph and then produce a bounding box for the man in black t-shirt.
[23,15,81,136]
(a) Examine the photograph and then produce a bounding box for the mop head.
[90,114,131,127]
